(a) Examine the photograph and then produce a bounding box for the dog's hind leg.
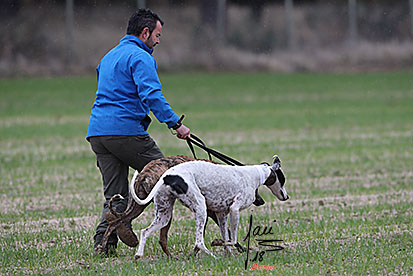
[135,196,174,259]
[96,194,129,254]
[181,195,215,258]
[192,199,215,258]
[158,215,174,257]
[115,203,147,248]
[116,190,151,248]
[167,175,215,259]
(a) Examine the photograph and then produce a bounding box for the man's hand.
[176,124,190,139]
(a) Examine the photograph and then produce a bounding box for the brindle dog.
[96,155,265,256]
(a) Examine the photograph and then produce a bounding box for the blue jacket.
[87,35,180,139]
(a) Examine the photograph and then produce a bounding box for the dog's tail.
[129,170,164,205]
[108,194,124,216]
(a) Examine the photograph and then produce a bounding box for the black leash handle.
[187,134,244,166]
[186,134,212,161]
[186,134,212,162]
[177,114,244,166]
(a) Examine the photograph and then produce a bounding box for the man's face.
[144,21,162,49]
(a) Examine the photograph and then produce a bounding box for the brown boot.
[104,212,139,247]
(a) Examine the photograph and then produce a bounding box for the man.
[86,9,190,255]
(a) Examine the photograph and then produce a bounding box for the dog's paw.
[117,226,139,247]
[211,238,225,247]
[235,243,246,253]
[94,244,104,255]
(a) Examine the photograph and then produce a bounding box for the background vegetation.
[1,0,413,76]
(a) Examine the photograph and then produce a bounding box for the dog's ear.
[275,168,286,186]
[253,190,265,206]
[272,155,281,170]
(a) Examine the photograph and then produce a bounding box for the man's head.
[127,9,163,49]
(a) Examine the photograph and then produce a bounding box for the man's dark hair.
[126,9,164,36]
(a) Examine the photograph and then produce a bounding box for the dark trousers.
[88,135,164,245]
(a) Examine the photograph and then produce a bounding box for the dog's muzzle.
[280,186,289,201]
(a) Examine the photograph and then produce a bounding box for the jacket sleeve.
[131,54,180,128]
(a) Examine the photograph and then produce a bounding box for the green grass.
[0,72,412,275]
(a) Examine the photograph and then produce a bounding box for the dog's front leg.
[228,193,244,246]
[216,212,232,256]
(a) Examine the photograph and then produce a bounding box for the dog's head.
[263,155,289,201]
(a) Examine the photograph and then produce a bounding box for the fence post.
[409,0,413,39]
[216,0,227,43]
[137,0,146,9]
[285,0,295,50]
[348,0,358,43]
[65,0,74,67]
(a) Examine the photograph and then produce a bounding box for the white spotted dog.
[132,155,289,259]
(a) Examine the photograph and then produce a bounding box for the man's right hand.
[176,124,190,139]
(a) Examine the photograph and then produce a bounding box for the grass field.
[0,72,412,275]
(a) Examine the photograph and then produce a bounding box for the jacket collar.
[121,34,153,55]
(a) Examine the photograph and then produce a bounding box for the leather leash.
[172,114,244,166]
[186,134,244,166]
